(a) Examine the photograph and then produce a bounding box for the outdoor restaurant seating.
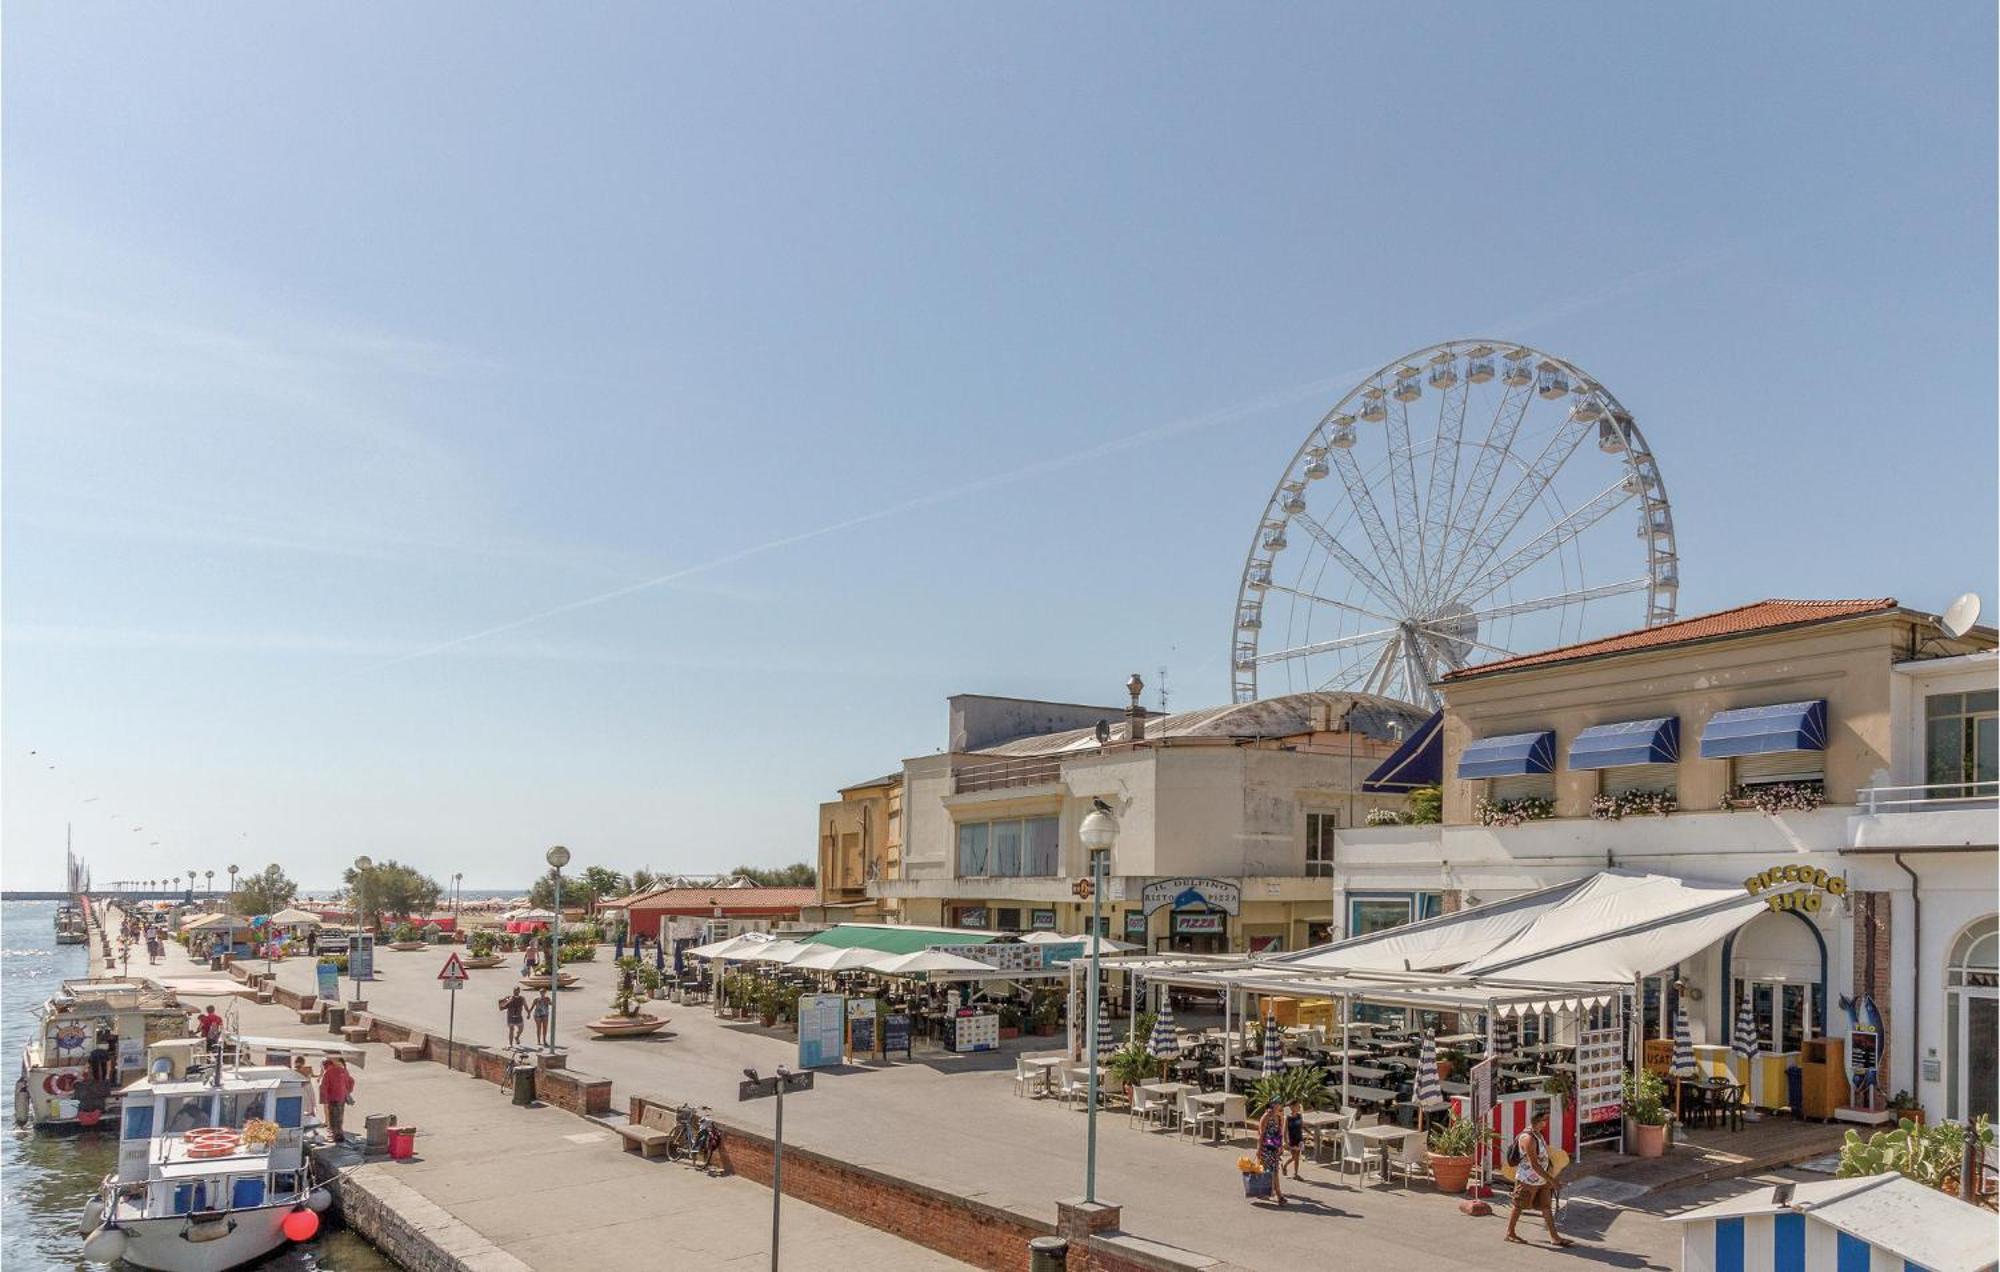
[1387,1132,1429,1186]
[1337,1128,1374,1181]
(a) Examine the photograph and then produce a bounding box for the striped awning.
[1456,730,1556,779]
[1699,700,1827,759]
[1568,717,1679,770]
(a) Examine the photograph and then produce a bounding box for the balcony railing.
[1857,780,2000,814]
[952,756,1064,794]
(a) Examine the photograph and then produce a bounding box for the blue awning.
[1698,700,1828,759]
[1568,717,1681,770]
[1363,711,1443,793]
[1457,730,1556,779]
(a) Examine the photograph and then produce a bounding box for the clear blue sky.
[5,4,1994,890]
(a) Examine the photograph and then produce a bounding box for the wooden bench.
[389,1041,426,1063]
[613,1123,673,1159]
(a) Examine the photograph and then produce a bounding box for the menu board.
[931,943,1041,973]
[797,995,846,1069]
[951,1011,999,1053]
[884,1014,913,1058]
[1575,1026,1624,1125]
[316,961,341,1001]
[846,998,879,1058]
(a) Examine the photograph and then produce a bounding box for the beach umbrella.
[1732,996,1760,1061]
[654,938,667,977]
[1670,1003,1698,1079]
[1261,1013,1284,1075]
[1095,1003,1115,1058]
[1147,999,1180,1060]
[1413,1032,1446,1109]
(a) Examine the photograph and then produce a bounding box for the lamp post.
[227,864,238,909]
[1077,803,1118,1205]
[352,855,372,1003]
[545,845,571,1049]
[452,872,463,921]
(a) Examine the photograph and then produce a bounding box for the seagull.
[1092,797,1114,815]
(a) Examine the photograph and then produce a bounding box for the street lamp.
[1077,800,1118,1206]
[227,864,239,910]
[352,855,373,1003]
[545,845,571,1049]
[452,872,463,921]
[204,869,214,898]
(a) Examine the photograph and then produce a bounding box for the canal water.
[2,900,395,1270]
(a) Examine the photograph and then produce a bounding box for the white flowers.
[1591,788,1679,821]
[1474,796,1555,827]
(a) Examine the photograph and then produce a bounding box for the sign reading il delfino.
[1140,876,1242,917]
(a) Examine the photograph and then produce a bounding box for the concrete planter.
[460,956,505,969]
[388,941,427,952]
[585,1014,669,1038]
[1631,1121,1668,1157]
[519,973,579,991]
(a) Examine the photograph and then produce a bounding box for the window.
[1602,764,1676,799]
[1926,690,1998,799]
[1731,978,1819,1054]
[230,1176,266,1209]
[122,1103,154,1142]
[1946,917,1998,1121]
[1347,892,1442,937]
[274,1096,302,1130]
[1305,812,1338,878]
[1733,752,1823,787]
[1490,774,1554,802]
[955,817,1060,877]
[994,908,1022,932]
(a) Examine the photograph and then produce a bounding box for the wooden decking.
[1567,1115,1846,1196]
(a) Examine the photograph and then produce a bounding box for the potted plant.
[996,1003,1023,1041]
[388,922,426,952]
[1438,1046,1468,1082]
[463,929,503,968]
[1247,1066,1333,1120]
[1029,987,1063,1036]
[1425,1113,1483,1192]
[1886,1090,1925,1127]
[1107,1041,1155,1103]
[585,956,669,1038]
[1624,1068,1671,1157]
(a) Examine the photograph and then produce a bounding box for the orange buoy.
[282,1208,320,1242]
[184,1128,242,1158]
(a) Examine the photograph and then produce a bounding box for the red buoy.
[282,1208,320,1242]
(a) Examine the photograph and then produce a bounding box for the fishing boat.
[78,1037,334,1270]
[15,978,193,1131]
[56,903,91,945]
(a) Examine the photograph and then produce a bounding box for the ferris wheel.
[1230,341,1679,709]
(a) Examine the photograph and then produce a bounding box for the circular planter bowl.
[460,955,505,969]
[585,1014,669,1038]
[388,942,428,952]
[519,973,580,991]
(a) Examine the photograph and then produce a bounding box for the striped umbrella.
[1490,1013,1516,1058]
[1095,1001,1116,1057]
[1261,1014,1284,1075]
[1732,996,1760,1061]
[1148,1000,1180,1060]
[1670,1003,1699,1079]
[1413,1032,1446,1109]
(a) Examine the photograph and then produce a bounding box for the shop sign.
[1174,914,1225,934]
[936,942,1043,972]
[1031,909,1058,929]
[1743,865,1846,913]
[956,907,989,928]
[1124,911,1149,940]
[1142,876,1241,917]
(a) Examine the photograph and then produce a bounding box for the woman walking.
[531,990,552,1048]
[1283,1100,1306,1180]
[1255,1103,1287,1205]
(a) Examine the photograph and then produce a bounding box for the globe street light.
[1077,801,1119,1206]
[227,864,239,910]
[352,855,373,1003]
[545,846,571,1048]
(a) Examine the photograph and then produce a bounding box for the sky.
[4,4,1995,891]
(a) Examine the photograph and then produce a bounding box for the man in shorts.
[499,989,527,1047]
[1505,1109,1573,1248]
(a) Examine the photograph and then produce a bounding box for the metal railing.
[952,756,1065,793]
[1857,780,2000,814]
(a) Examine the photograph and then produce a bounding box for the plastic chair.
[1391,1132,1429,1186]
[1012,1056,1037,1099]
[1219,1095,1248,1143]
[1128,1086,1158,1128]
[1337,1129,1373,1181]
[1177,1090,1207,1140]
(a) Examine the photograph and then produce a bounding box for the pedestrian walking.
[531,989,552,1047]
[499,988,527,1047]
[319,1056,355,1144]
[194,1005,225,1057]
[1283,1100,1306,1180]
[520,944,536,977]
[1504,1109,1573,1248]
[1254,1103,1287,1205]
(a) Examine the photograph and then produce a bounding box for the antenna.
[1157,666,1169,714]
[1940,592,1981,640]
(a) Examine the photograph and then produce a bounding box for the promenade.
[256,942,1724,1271]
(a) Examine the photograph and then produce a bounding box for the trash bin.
[511,1064,537,1106]
[1785,1065,1803,1117]
[363,1112,393,1155]
[325,1007,346,1032]
[386,1126,416,1160]
[1028,1236,1068,1271]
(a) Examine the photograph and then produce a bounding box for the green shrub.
[468,930,496,957]
[391,922,420,943]
[1427,1113,1483,1156]
[1838,1117,1992,1193]
[1248,1065,1334,1115]
[1623,1067,1669,1126]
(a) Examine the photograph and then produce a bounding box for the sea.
[1,900,395,1270]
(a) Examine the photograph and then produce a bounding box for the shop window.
[955,816,1060,878]
[1347,892,1442,938]
[1946,917,1998,1121]
[994,908,1022,932]
[1489,773,1555,803]
[1926,690,1998,799]
[1305,812,1338,878]
[1731,979,1819,1054]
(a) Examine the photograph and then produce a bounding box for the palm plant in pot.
[1624,1067,1671,1157]
[585,956,669,1037]
[1248,1066,1333,1116]
[1425,1113,1485,1192]
[1107,1041,1155,1102]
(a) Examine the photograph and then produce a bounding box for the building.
[860,685,1425,955]
[814,773,902,923]
[1336,596,1995,1120]
[621,886,817,955]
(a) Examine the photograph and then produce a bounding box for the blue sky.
[4,4,1994,890]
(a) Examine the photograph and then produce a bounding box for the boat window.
[217,1091,264,1127]
[275,1095,303,1129]
[163,1094,214,1134]
[122,1103,154,1141]
[231,1176,266,1209]
[273,1171,299,1194]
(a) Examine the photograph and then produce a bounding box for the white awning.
[1172,968,1620,1017]
[1270,876,1594,973]
[1458,871,1783,983]
[688,931,773,960]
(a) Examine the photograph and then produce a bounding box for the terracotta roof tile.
[1444,598,1900,680]
[623,887,817,912]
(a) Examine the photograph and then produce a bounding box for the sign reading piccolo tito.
[1743,865,1846,913]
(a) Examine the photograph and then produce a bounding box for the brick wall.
[1851,890,1893,1090]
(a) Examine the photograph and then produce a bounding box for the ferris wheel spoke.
[1436,413,1594,604]
[1432,380,1535,599]
[1291,512,1407,612]
[1384,393,1426,594]
[1355,635,1403,697]
[1417,374,1472,609]
[1262,584,1401,627]
[1458,478,1635,605]
[1411,623,1517,662]
[1461,576,1652,623]
[1253,624,1403,665]
[1324,449,1416,603]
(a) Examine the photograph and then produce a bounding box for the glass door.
[1962,992,1998,1122]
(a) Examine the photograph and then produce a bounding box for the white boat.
[56,903,91,945]
[15,978,193,1132]
[79,1041,333,1271]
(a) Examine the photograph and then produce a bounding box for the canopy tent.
[268,908,323,927]
[737,940,812,965]
[1019,931,1134,954]
[180,913,250,932]
[787,945,889,973]
[506,907,557,921]
[1269,876,1594,974]
[800,923,1001,955]
[865,949,998,978]
[687,931,773,961]
[1456,872,1778,983]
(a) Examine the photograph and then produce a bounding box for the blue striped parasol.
[1095,1001,1116,1057]
[1148,1000,1180,1059]
[1413,1032,1446,1109]
[1261,1014,1284,1075]
[1732,995,1760,1061]
[1670,1002,1699,1079]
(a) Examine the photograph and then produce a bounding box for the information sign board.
[797,994,845,1069]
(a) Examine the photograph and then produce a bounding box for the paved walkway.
[252,943,1712,1271]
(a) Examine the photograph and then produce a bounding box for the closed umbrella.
[1413,1032,1446,1109]
[1261,1014,1284,1075]
[1732,994,1760,1094]
[1669,1001,1699,1119]
[1148,1000,1180,1062]
[1095,1003,1115,1058]
[655,937,667,977]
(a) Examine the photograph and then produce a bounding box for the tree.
[527,865,623,911]
[579,865,629,902]
[233,864,298,916]
[341,860,441,931]
[730,862,817,888]
[630,868,659,894]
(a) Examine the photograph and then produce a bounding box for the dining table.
[1340,1083,1399,1107]
[1349,1123,1421,1183]
[1023,1055,1067,1095]
[1435,1033,1484,1046]
[1343,1064,1390,1082]
[1206,1064,1267,1086]
[1299,1109,1348,1163]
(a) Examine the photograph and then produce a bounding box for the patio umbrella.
[655,937,667,976]
[789,945,887,973]
[1491,1014,1516,1058]
[1148,999,1180,1061]
[1669,1001,1699,1118]
[1732,994,1759,1093]
[1261,1013,1283,1076]
[865,949,995,977]
[1095,1002,1116,1058]
[1413,1032,1446,1109]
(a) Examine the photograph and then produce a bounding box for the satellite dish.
[1940,592,1982,639]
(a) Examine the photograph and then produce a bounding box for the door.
[1962,991,1998,1122]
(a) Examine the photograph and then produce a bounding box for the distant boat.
[55,904,89,945]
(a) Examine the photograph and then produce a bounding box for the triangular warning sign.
[438,952,468,981]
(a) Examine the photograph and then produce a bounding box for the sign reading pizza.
[1140,876,1242,917]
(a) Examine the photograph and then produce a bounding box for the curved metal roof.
[972,691,1429,757]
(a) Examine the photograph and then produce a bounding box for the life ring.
[42,1072,78,1096]
[183,1128,242,1158]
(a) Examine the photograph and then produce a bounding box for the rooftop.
[972,691,1429,757]
[621,886,817,912]
[1443,598,1905,680]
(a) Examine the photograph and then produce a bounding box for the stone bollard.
[511,1064,537,1107]
[364,1112,393,1156]
[1028,1236,1068,1271]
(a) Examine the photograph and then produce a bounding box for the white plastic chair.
[1391,1132,1428,1186]
[1012,1055,1036,1099]
[1129,1086,1159,1129]
[1175,1090,1202,1140]
[1219,1095,1248,1143]
[1338,1129,1373,1182]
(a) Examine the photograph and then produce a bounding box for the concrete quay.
[251,942,1719,1272]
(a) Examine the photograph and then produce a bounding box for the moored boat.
[56,903,91,944]
[16,978,192,1131]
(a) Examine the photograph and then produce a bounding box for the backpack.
[1505,1138,1523,1167]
